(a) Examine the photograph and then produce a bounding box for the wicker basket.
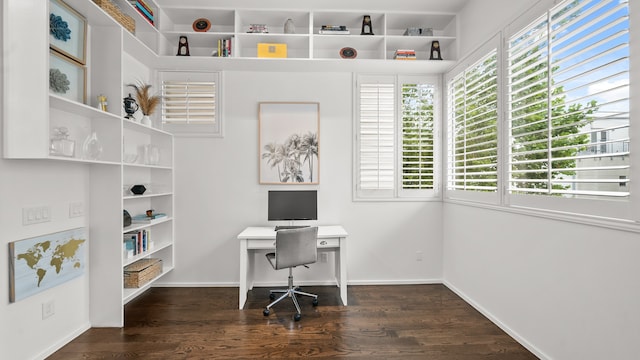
[124,258,162,288]
[93,0,135,34]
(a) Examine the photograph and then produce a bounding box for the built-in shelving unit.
[2,0,174,327]
[153,6,458,72]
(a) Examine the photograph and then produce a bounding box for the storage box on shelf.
[92,0,136,33]
[124,258,162,288]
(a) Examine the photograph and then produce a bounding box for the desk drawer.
[247,238,339,249]
[317,238,339,248]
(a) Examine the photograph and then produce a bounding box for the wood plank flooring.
[48,285,538,359]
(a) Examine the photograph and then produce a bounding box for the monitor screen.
[268,190,317,221]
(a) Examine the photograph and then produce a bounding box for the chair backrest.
[274,226,318,270]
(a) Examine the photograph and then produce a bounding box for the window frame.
[503,0,634,220]
[444,34,502,205]
[354,74,441,201]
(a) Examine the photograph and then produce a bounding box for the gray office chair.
[263,226,319,321]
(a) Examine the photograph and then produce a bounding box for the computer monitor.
[268,190,317,221]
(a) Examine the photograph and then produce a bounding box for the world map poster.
[9,228,87,302]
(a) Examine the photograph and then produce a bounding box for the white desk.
[237,225,348,309]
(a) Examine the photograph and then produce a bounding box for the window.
[507,0,629,199]
[447,48,499,195]
[159,71,222,137]
[355,75,439,200]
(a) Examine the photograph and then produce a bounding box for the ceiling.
[154,0,471,13]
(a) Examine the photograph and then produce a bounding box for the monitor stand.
[274,221,310,231]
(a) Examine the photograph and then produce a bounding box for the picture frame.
[259,102,320,185]
[9,228,87,302]
[50,49,87,104]
[49,0,87,65]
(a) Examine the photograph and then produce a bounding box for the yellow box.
[257,43,288,58]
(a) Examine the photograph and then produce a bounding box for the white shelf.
[122,240,173,266]
[123,217,173,232]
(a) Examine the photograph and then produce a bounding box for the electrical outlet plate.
[42,300,55,319]
[69,202,84,218]
[22,206,51,225]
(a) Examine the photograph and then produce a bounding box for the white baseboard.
[35,322,91,360]
[443,280,550,360]
[154,279,443,287]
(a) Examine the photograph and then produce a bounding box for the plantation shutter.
[401,82,436,191]
[357,79,395,193]
[159,71,222,136]
[162,82,216,124]
[447,49,499,192]
[508,0,629,198]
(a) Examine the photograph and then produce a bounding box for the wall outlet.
[416,251,423,262]
[42,300,55,319]
[22,206,51,225]
[319,253,328,263]
[69,202,84,218]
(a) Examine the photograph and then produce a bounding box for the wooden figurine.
[361,15,374,35]
[177,36,190,56]
[429,40,443,60]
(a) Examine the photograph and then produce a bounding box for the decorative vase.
[284,18,295,34]
[141,115,152,127]
[82,131,103,160]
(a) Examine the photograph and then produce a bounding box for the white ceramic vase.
[141,115,152,127]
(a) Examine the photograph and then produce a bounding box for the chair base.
[263,269,318,321]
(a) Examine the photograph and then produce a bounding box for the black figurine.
[177,36,190,56]
[361,15,374,35]
[429,40,443,60]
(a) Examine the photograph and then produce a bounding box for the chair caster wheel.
[294,313,301,321]
[269,293,276,300]
[263,309,270,316]
[312,299,318,306]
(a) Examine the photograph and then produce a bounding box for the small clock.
[339,47,357,59]
[192,18,211,32]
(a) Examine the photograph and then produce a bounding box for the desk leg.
[337,236,348,306]
[239,239,248,310]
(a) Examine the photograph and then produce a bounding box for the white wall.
[159,71,443,287]
[443,204,640,359]
[0,159,91,360]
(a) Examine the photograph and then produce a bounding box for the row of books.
[319,25,350,35]
[128,0,154,26]
[213,37,233,57]
[123,229,154,259]
[394,49,417,60]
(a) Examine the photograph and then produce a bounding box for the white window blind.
[159,71,222,137]
[162,82,216,124]
[447,49,499,192]
[356,75,438,200]
[508,0,629,198]
[401,82,436,191]
[358,80,395,192]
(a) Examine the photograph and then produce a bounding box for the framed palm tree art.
[259,102,319,184]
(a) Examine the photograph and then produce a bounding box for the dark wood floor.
[48,285,538,359]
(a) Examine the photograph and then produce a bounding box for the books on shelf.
[212,37,233,57]
[394,49,417,60]
[123,228,154,259]
[319,25,350,35]
[128,0,154,26]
